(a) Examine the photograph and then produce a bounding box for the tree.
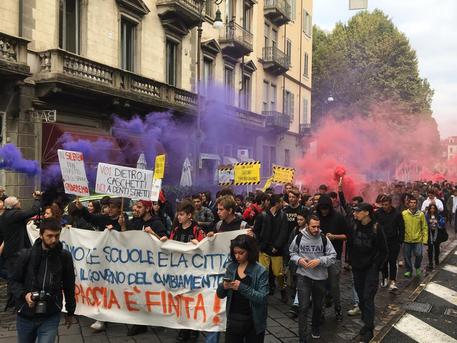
[312,10,434,123]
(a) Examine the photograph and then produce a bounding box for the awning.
[42,123,121,167]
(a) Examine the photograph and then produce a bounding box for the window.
[59,0,80,53]
[284,90,294,119]
[286,39,292,64]
[243,4,252,31]
[166,39,178,86]
[263,81,269,112]
[285,149,290,167]
[290,0,296,21]
[262,146,276,175]
[264,23,270,47]
[224,67,234,105]
[240,74,251,110]
[270,84,277,111]
[272,29,278,48]
[303,11,312,37]
[121,17,136,71]
[226,0,233,21]
[302,97,309,124]
[205,0,212,17]
[270,146,276,168]
[203,58,213,94]
[304,52,309,77]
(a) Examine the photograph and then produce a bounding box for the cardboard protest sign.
[57,149,89,196]
[272,165,295,184]
[52,228,246,331]
[95,163,154,200]
[154,154,166,179]
[234,161,261,185]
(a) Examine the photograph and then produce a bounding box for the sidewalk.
[1,233,456,343]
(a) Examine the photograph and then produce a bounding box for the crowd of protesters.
[0,179,455,343]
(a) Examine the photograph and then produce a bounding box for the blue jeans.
[403,243,423,273]
[205,331,220,343]
[17,313,61,343]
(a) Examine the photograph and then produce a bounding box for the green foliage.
[312,10,434,120]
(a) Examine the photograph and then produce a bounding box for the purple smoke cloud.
[0,144,40,176]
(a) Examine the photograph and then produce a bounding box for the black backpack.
[294,231,328,256]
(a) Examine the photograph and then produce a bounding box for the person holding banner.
[217,234,268,343]
[10,218,75,343]
[124,200,167,239]
[77,198,128,232]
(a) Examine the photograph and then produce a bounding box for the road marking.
[394,313,457,343]
[443,265,457,275]
[424,282,457,306]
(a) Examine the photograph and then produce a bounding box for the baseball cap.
[353,202,373,213]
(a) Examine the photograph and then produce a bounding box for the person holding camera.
[9,218,76,343]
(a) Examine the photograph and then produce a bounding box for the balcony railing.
[262,46,290,73]
[157,0,201,13]
[156,0,203,33]
[0,31,30,74]
[300,123,312,135]
[264,0,292,26]
[219,22,253,57]
[36,49,197,109]
[264,110,291,130]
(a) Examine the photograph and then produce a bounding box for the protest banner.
[150,178,162,201]
[57,149,89,196]
[272,165,295,184]
[217,166,234,186]
[95,163,154,200]
[48,228,244,331]
[154,154,166,179]
[233,161,261,185]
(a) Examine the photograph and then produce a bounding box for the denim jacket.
[216,262,269,334]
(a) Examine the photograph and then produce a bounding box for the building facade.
[0,0,312,196]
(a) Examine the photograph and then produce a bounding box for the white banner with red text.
[56,228,245,331]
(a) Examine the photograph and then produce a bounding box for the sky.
[313,0,457,139]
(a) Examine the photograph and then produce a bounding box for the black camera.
[31,291,51,314]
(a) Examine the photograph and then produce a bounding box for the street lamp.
[195,0,224,183]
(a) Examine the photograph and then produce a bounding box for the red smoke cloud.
[295,103,443,200]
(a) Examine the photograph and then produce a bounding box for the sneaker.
[359,329,374,343]
[426,264,434,271]
[404,271,412,278]
[281,289,288,304]
[347,305,361,316]
[127,325,147,336]
[311,326,321,339]
[90,320,106,332]
[416,268,422,277]
[325,295,333,308]
[335,307,343,321]
[398,260,404,267]
[288,305,299,318]
[380,278,388,288]
[388,281,398,291]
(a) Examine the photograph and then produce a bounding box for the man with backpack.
[289,215,336,343]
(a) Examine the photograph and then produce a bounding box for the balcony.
[264,0,291,26]
[300,123,311,136]
[219,22,253,59]
[0,31,30,77]
[261,46,290,75]
[34,49,197,112]
[264,110,291,131]
[156,0,204,36]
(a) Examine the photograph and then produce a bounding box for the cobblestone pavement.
[1,231,456,343]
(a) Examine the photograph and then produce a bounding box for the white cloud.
[313,0,457,138]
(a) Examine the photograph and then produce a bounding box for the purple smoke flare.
[0,144,40,176]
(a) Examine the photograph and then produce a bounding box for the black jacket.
[316,196,348,259]
[374,208,405,242]
[254,209,289,256]
[0,199,41,259]
[127,215,167,237]
[10,239,76,318]
[347,220,388,271]
[216,214,247,232]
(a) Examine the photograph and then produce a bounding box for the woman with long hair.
[87,200,101,215]
[425,203,446,270]
[217,234,268,343]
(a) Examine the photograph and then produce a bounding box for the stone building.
[0,0,312,197]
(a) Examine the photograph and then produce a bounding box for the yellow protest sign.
[272,165,295,184]
[154,154,166,179]
[262,176,274,191]
[234,161,261,185]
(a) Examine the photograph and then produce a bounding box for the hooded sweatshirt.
[402,209,428,244]
[289,229,337,280]
[316,195,348,259]
[216,214,247,232]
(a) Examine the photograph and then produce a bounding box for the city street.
[0,234,456,343]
